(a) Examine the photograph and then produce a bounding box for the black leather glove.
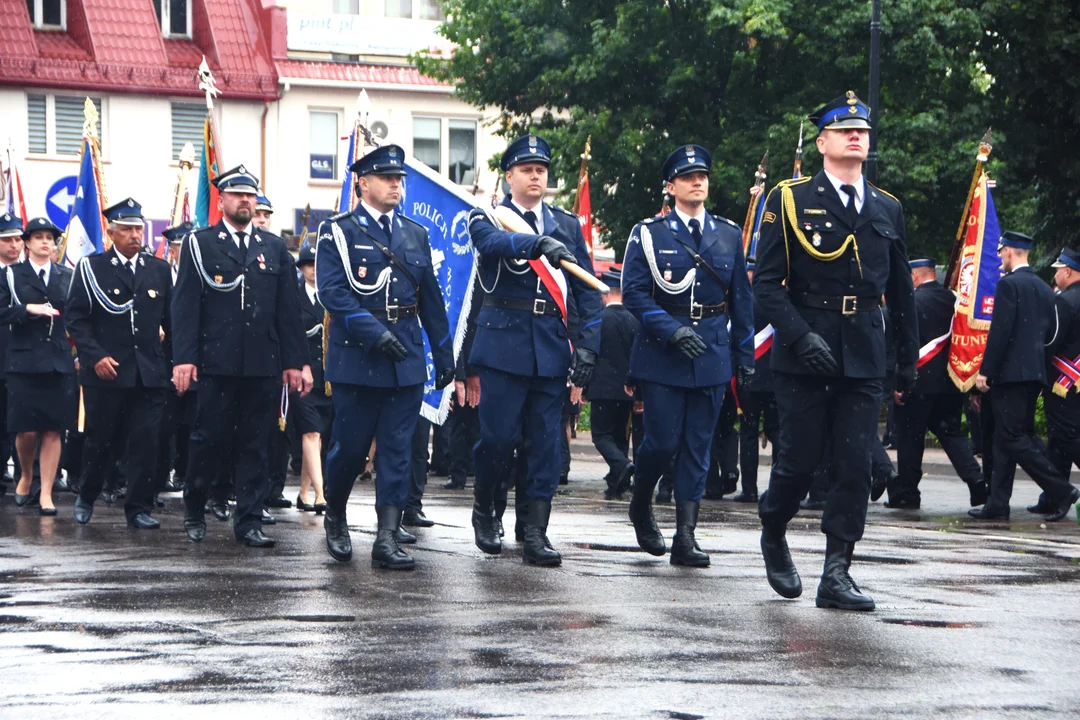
[736,365,755,399]
[895,364,917,393]
[791,332,839,375]
[434,366,455,389]
[669,326,708,360]
[569,347,597,387]
[533,236,577,266]
[373,330,408,362]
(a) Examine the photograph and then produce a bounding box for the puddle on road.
[880,619,984,629]
[281,614,356,623]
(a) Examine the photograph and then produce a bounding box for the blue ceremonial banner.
[401,158,477,424]
[61,139,105,267]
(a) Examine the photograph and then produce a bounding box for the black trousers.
[430,416,451,474]
[1045,391,1080,477]
[738,391,779,494]
[705,389,740,495]
[987,382,1074,509]
[79,383,166,520]
[155,390,190,491]
[184,375,278,538]
[495,441,529,525]
[449,394,479,485]
[407,417,431,513]
[591,398,633,487]
[895,392,981,500]
[759,372,883,543]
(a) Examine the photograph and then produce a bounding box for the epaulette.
[642,215,666,225]
[550,205,576,219]
[399,214,426,230]
[775,176,812,189]
[712,214,740,229]
[867,181,900,204]
[328,210,351,222]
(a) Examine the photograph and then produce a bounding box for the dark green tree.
[417,1,998,260]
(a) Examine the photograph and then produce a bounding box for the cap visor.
[824,119,872,130]
[221,185,260,194]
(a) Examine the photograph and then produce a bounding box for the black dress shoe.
[884,496,920,510]
[55,476,71,493]
[800,497,827,511]
[359,471,373,483]
[870,470,894,502]
[442,479,466,489]
[968,505,1010,521]
[184,517,206,542]
[313,502,327,515]
[241,528,275,547]
[73,499,94,524]
[722,473,739,495]
[702,489,725,500]
[39,506,58,517]
[324,513,353,561]
[1026,496,1054,514]
[266,495,292,509]
[1043,486,1080,522]
[428,466,450,478]
[128,513,161,529]
[261,509,277,525]
[154,496,166,509]
[558,474,569,486]
[210,503,231,521]
[296,495,315,512]
[402,509,435,527]
[761,524,802,599]
[14,492,34,507]
[101,491,118,505]
[730,490,759,503]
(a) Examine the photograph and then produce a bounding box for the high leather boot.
[815,535,875,611]
[628,473,665,556]
[371,506,414,570]
[472,502,502,554]
[324,511,352,562]
[670,500,709,567]
[760,522,801,598]
[522,499,561,567]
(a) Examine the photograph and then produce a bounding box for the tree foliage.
[417,1,1062,260]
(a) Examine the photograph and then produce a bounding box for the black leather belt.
[483,295,563,318]
[368,304,417,322]
[795,292,881,315]
[658,300,727,319]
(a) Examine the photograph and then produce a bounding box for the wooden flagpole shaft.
[491,205,609,294]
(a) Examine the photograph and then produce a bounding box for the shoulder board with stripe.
[550,205,576,219]
[642,215,666,226]
[399,214,426,230]
[712,214,739,229]
[867,181,901,204]
[329,210,352,222]
[776,176,813,189]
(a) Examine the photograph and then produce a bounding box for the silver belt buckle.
[386,304,399,323]
[690,303,704,320]
[533,299,547,316]
[841,296,857,315]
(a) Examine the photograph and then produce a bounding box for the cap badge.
[238,165,247,174]
[388,146,398,157]
[127,199,134,207]
[848,106,858,114]
[846,90,857,105]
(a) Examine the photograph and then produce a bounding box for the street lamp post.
[866,0,882,183]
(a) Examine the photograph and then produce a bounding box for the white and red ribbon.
[916,331,951,369]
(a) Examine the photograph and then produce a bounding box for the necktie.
[38,269,45,284]
[688,218,702,246]
[523,210,539,234]
[379,215,393,241]
[236,230,247,253]
[840,184,860,227]
[126,260,135,276]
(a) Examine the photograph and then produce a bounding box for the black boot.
[371,506,414,570]
[628,474,665,556]
[760,522,801,598]
[472,502,502,554]
[395,524,417,545]
[670,501,709,567]
[815,536,875,611]
[522,499,561,567]
[324,511,352,562]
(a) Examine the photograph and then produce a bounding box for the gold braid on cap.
[781,184,863,277]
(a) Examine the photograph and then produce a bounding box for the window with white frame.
[448,119,476,185]
[309,110,339,180]
[26,0,65,29]
[27,94,104,156]
[332,0,359,13]
[412,117,442,174]
[413,117,479,185]
[153,0,191,38]
[386,0,444,20]
[170,102,204,162]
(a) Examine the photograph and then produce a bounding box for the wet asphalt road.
[1,445,1079,719]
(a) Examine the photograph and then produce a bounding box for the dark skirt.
[291,390,333,437]
[7,372,73,433]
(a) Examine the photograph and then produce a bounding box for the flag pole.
[573,135,593,256]
[170,142,196,226]
[945,128,993,288]
[741,151,768,257]
[198,58,223,168]
[792,122,804,179]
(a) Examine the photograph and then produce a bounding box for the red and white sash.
[916,331,951,369]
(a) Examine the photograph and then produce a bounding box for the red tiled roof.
[82,0,168,66]
[36,31,93,62]
[276,60,448,88]
[163,39,205,68]
[0,0,36,59]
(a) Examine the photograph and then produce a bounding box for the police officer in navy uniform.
[465,134,602,566]
[888,258,986,510]
[753,93,918,611]
[66,198,172,528]
[622,145,755,566]
[317,144,454,569]
[172,165,310,547]
[0,217,73,515]
[970,232,1080,521]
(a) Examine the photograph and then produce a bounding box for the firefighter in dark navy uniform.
[752,92,918,611]
[465,134,603,567]
[316,144,454,570]
[66,197,173,528]
[171,165,311,548]
[621,144,755,567]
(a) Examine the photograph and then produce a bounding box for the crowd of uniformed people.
[2,90,1078,611]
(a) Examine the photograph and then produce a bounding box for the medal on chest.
[257,253,266,270]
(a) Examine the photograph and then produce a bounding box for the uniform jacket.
[753,171,918,379]
[466,197,602,379]
[585,303,639,401]
[66,248,172,389]
[622,210,754,388]
[911,280,958,394]
[981,266,1056,385]
[315,207,452,388]
[0,263,13,381]
[172,220,306,377]
[0,261,75,375]
[298,279,327,391]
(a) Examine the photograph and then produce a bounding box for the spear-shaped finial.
[82,97,99,139]
[198,57,219,110]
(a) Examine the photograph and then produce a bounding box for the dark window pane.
[170,0,187,35]
[42,0,61,26]
[26,0,34,23]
